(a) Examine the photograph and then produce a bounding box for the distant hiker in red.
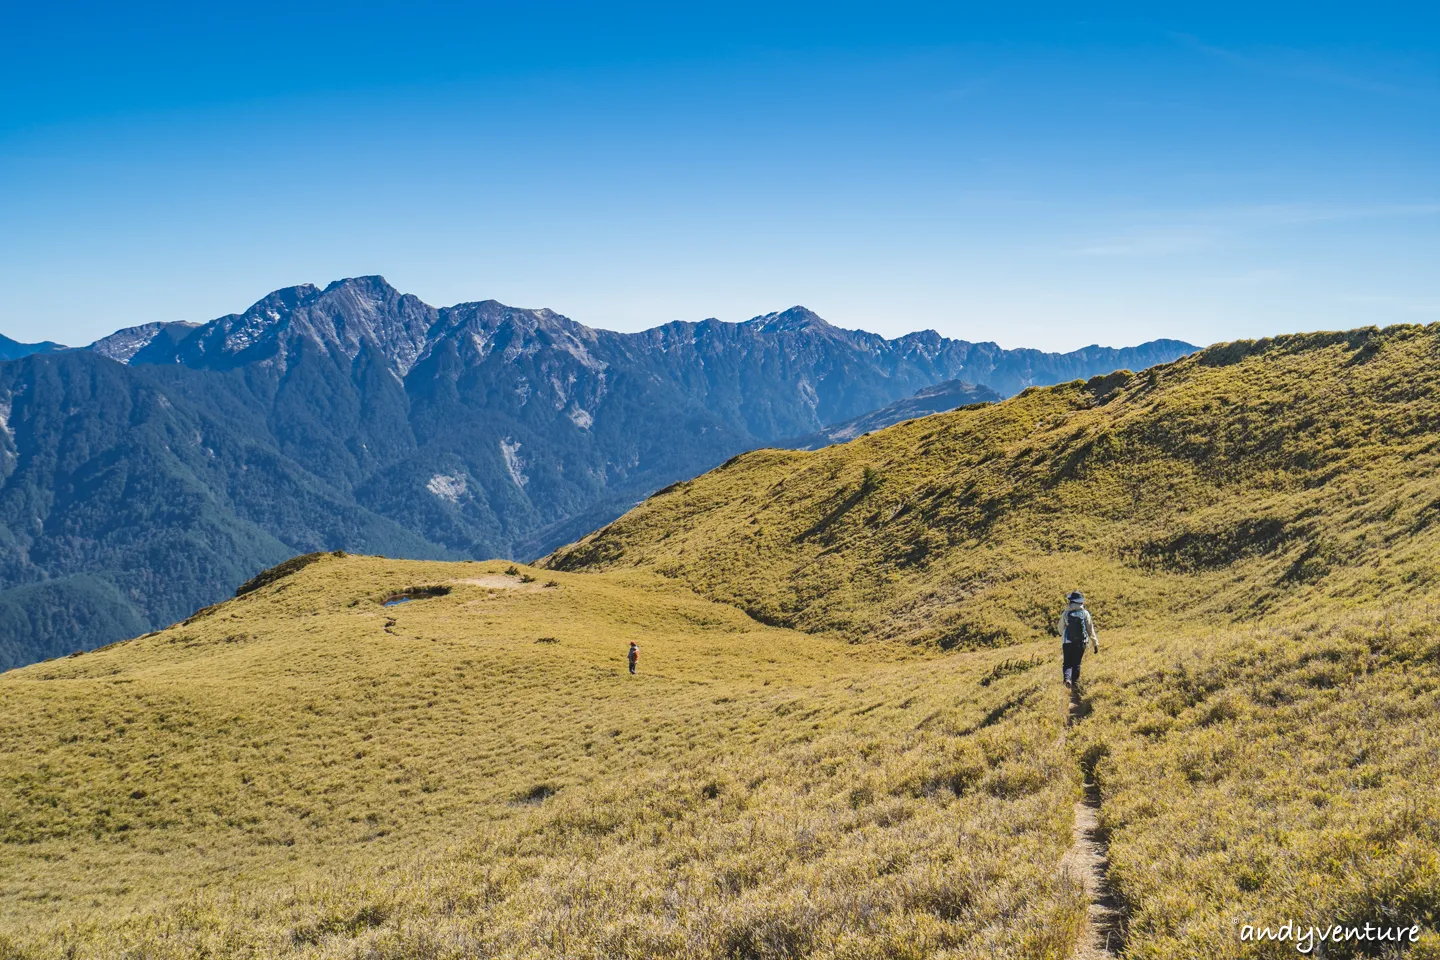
[1057,591,1099,689]
[627,642,639,675]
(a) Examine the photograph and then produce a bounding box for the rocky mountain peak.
[745,306,836,334]
[321,275,399,299]
[127,277,437,374]
[247,283,323,316]
[90,321,200,364]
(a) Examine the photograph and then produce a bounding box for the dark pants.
[628,661,636,674]
[1062,642,1086,685]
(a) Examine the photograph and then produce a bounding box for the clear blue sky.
[2,2,1437,350]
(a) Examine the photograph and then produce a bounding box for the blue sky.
[2,3,1437,350]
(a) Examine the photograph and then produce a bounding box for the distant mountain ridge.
[0,334,66,362]
[89,278,1194,400]
[0,276,1198,668]
[781,379,1002,450]
[90,321,198,363]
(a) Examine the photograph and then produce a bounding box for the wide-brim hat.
[1067,591,1085,603]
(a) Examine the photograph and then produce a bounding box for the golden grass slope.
[0,554,1086,959]
[7,325,1440,958]
[539,324,1440,957]
[548,324,1440,647]
[1078,608,1440,958]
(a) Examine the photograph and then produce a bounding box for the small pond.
[380,585,452,607]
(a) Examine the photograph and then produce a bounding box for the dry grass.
[543,324,1440,956]
[10,325,1440,957]
[0,556,1085,958]
[1072,609,1440,958]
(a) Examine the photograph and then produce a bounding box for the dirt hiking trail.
[1062,688,1125,958]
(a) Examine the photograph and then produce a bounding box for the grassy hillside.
[0,554,1085,959]
[543,323,1440,956]
[5,325,1440,958]
[548,325,1440,647]
[1078,608,1440,957]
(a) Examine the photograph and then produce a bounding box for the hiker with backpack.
[1057,591,1099,688]
[627,642,639,675]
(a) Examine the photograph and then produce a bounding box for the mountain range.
[0,276,1195,668]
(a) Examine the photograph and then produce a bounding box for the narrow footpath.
[1061,690,1125,958]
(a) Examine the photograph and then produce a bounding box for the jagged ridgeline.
[548,325,1440,644]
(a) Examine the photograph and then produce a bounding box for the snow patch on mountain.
[568,407,593,430]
